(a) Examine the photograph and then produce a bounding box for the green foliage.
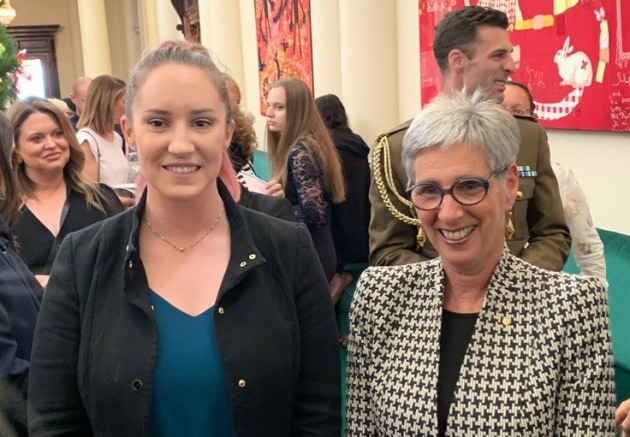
[0,23,19,105]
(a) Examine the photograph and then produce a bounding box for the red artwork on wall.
[255,0,313,115]
[419,0,630,131]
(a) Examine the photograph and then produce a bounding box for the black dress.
[285,141,337,281]
[12,185,123,275]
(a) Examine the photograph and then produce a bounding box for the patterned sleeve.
[553,278,616,435]
[346,270,377,436]
[287,142,329,227]
[553,162,607,281]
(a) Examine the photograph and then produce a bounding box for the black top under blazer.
[27,182,341,436]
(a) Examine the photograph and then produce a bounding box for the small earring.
[416,223,426,247]
[13,153,23,165]
[505,210,515,240]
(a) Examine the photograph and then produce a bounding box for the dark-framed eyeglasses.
[406,166,507,211]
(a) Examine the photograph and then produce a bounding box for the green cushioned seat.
[251,150,271,181]
[336,263,368,436]
[564,228,630,405]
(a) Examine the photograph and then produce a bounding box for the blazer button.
[239,261,247,267]
[238,379,246,388]
[217,307,225,315]
[131,379,143,391]
[248,253,256,260]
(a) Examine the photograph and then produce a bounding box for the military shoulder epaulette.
[376,118,413,140]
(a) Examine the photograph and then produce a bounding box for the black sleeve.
[290,224,341,435]
[241,190,298,222]
[28,235,92,435]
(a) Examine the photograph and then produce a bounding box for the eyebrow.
[491,48,511,56]
[143,108,218,116]
[414,174,485,185]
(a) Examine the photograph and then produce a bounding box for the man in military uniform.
[369,5,571,270]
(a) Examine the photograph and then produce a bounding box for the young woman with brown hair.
[76,75,130,194]
[266,78,346,284]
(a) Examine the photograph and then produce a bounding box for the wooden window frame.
[6,25,61,98]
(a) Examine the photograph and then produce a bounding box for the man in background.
[68,76,92,130]
[369,5,571,270]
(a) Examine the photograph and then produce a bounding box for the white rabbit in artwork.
[554,36,593,88]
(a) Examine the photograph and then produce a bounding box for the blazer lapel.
[446,251,556,436]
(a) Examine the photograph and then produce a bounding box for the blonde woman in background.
[76,75,132,206]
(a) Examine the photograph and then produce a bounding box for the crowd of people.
[0,4,627,436]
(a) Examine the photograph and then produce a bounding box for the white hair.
[402,89,520,184]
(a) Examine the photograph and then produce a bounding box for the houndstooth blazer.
[347,249,616,436]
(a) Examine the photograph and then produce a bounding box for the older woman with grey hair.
[346,90,615,436]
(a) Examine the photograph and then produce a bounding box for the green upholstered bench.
[564,228,630,406]
[335,263,367,435]
[251,150,271,180]
[252,150,360,433]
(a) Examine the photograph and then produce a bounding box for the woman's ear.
[224,118,235,150]
[120,115,133,147]
[504,163,519,210]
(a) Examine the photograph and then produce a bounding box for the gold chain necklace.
[144,209,225,253]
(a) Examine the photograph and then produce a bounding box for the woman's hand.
[118,195,136,209]
[264,179,285,198]
[616,399,630,436]
[35,274,50,288]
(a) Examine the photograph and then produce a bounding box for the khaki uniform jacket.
[368,115,571,271]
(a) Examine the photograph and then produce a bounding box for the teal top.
[150,292,235,437]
